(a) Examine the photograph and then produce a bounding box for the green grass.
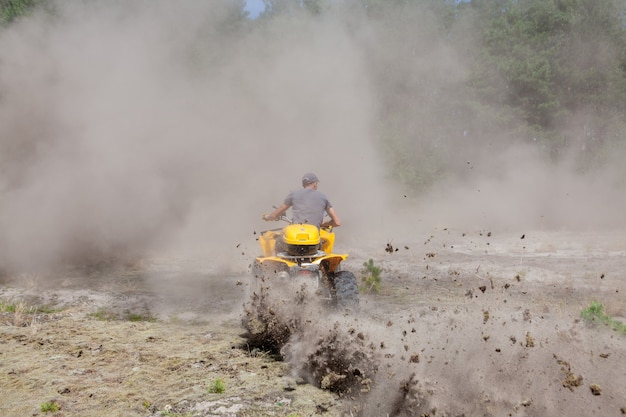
[360,259,382,294]
[0,301,61,314]
[125,312,156,322]
[88,308,118,321]
[40,401,59,413]
[0,301,19,313]
[207,378,226,394]
[580,301,626,335]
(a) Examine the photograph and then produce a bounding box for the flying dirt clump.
[241,275,433,416]
[242,280,379,397]
[241,279,302,353]
[386,373,431,417]
[284,318,379,396]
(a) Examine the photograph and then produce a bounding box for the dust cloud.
[409,144,626,235]
[1,1,624,271]
[0,1,385,271]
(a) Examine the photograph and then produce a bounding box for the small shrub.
[207,378,226,394]
[360,259,382,294]
[40,401,59,413]
[581,301,626,335]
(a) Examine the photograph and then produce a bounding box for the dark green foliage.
[0,0,39,24]
[471,0,626,129]
[364,0,626,189]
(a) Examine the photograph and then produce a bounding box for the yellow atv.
[251,216,359,309]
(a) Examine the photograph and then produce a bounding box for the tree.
[470,0,626,133]
[0,0,40,25]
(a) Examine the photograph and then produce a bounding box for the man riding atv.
[253,173,358,310]
[244,174,365,392]
[262,173,341,229]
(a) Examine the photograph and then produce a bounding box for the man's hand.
[262,213,274,221]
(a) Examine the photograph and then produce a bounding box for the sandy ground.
[0,228,625,417]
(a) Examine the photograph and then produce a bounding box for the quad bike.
[251,216,359,309]
[243,217,371,391]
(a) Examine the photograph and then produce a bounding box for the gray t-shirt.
[284,188,332,226]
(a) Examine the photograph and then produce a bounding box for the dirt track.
[1,228,625,416]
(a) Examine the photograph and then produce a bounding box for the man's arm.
[321,207,341,228]
[263,203,290,221]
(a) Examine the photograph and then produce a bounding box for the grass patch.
[88,308,118,321]
[360,259,382,294]
[0,301,20,313]
[0,301,60,314]
[125,312,156,322]
[207,378,226,394]
[0,300,63,327]
[88,308,156,322]
[580,301,626,335]
[40,401,60,413]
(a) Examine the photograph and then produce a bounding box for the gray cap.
[302,172,319,186]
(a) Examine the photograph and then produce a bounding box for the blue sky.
[244,0,266,18]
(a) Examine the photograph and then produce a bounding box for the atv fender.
[255,253,347,271]
[256,256,298,268]
[316,253,348,273]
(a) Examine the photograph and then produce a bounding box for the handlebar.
[262,214,292,223]
[261,213,333,231]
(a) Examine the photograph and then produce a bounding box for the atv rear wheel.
[332,270,359,311]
